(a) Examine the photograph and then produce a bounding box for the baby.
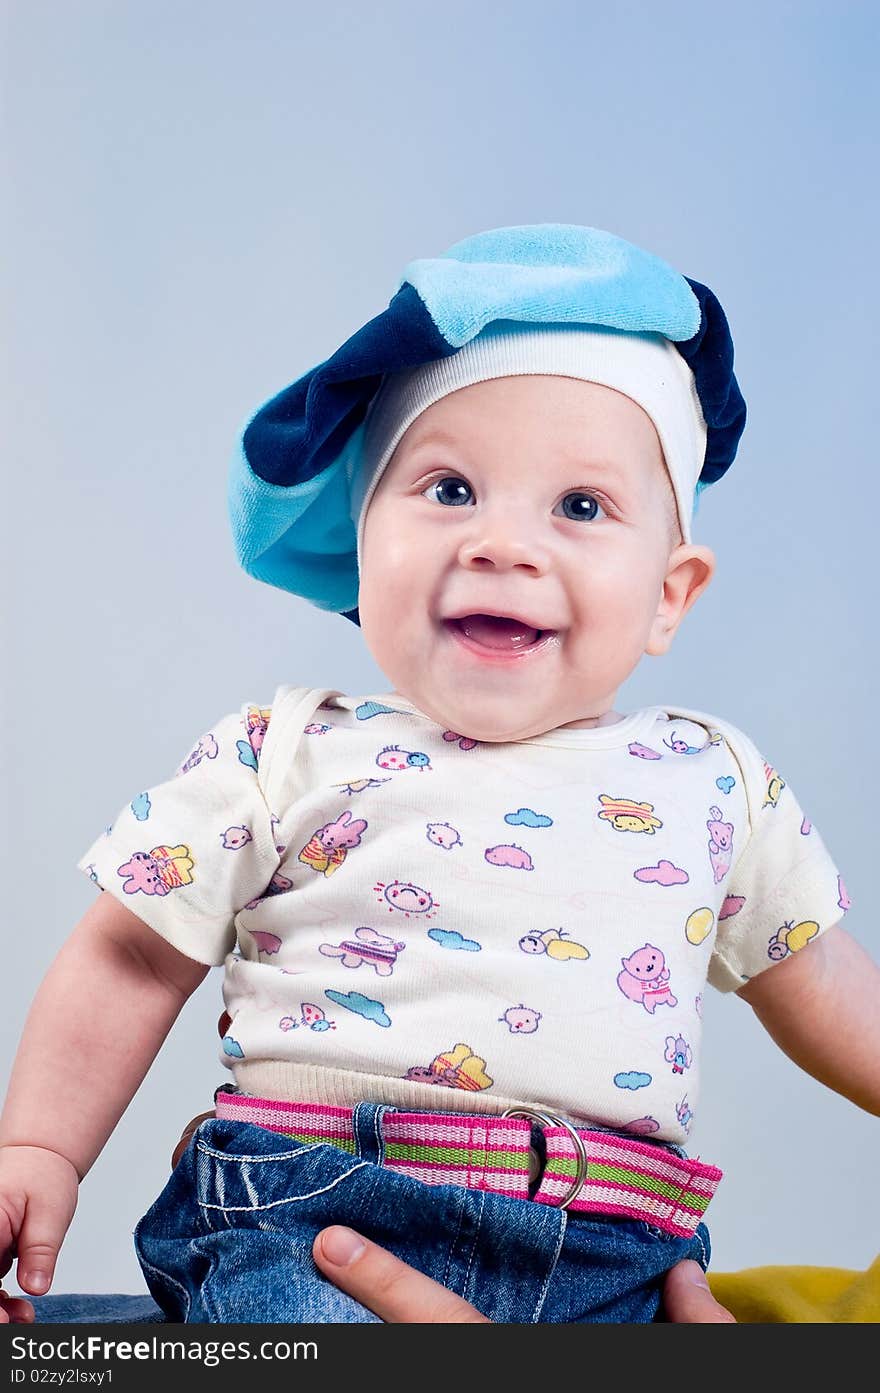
[1,224,877,1325]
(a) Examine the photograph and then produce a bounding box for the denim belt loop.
[351,1101,391,1165]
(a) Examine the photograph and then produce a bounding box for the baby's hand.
[0,1145,79,1318]
[0,1287,34,1323]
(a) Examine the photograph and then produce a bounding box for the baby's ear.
[645,545,715,657]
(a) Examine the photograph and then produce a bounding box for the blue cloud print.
[613,1071,652,1090]
[505,807,553,828]
[222,1036,245,1058]
[428,929,482,952]
[130,792,151,821]
[236,739,259,771]
[325,989,391,1027]
[355,700,399,720]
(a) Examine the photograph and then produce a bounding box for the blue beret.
[228,224,746,626]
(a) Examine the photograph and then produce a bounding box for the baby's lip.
[442,607,560,632]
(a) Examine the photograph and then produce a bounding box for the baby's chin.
[390,687,565,743]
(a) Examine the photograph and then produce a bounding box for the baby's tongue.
[458,614,541,649]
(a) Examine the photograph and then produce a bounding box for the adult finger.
[662,1259,737,1323]
[313,1227,490,1323]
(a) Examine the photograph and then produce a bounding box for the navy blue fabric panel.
[243,284,454,488]
[678,278,747,485]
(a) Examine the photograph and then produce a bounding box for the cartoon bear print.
[617,944,678,1013]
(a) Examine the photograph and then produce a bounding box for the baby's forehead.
[394,376,666,486]
[376,373,679,545]
[405,375,660,448]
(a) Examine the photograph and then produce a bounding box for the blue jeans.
[128,1109,710,1323]
[30,1294,165,1323]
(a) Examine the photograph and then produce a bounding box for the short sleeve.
[76,701,282,966]
[707,724,851,993]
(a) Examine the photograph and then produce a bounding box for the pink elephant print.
[664,1034,693,1074]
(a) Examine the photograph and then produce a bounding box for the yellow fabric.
[708,1257,880,1323]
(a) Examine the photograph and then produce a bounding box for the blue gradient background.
[3,0,877,1297]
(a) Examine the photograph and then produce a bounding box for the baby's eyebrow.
[405,432,630,481]
[405,430,462,455]
[558,455,631,482]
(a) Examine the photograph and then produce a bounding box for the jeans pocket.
[194,1122,373,1230]
[135,1119,392,1323]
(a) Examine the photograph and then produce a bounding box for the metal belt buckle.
[502,1106,589,1210]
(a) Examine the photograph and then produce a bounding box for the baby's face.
[359,375,713,741]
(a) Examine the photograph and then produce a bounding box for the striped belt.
[214,1092,722,1239]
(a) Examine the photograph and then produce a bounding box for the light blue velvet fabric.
[402,224,701,348]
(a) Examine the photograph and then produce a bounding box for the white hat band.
[352,322,708,569]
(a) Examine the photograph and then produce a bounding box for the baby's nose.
[456,516,552,572]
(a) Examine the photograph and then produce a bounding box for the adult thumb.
[663,1259,737,1323]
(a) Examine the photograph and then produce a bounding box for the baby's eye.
[422,476,472,507]
[559,493,605,522]
[421,476,607,521]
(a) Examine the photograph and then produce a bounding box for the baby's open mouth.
[444,615,556,653]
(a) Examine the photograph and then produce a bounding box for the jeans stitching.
[136,1250,192,1322]
[441,1195,468,1292]
[352,1102,365,1160]
[197,1161,373,1211]
[692,1227,709,1270]
[459,1190,485,1299]
[196,1138,326,1164]
[531,1208,567,1323]
[373,1104,388,1165]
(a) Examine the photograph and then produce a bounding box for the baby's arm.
[0,890,208,1300]
[736,923,880,1115]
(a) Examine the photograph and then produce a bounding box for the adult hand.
[311,1226,738,1323]
[312,1226,489,1322]
[661,1259,737,1322]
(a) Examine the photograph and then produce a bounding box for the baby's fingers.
[0,1288,35,1324]
[0,1208,16,1281]
[15,1190,77,1297]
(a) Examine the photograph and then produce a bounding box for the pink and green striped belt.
[213,1092,722,1239]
